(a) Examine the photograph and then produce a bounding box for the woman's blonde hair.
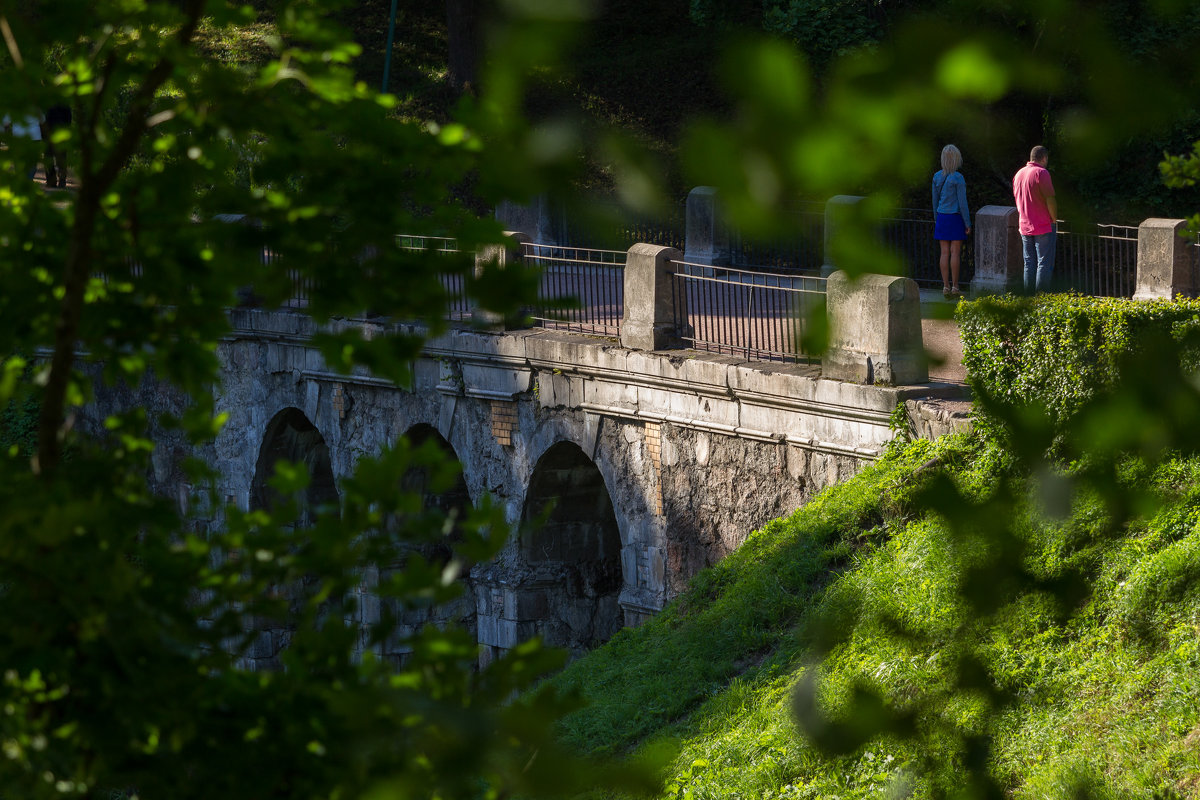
[940,144,962,174]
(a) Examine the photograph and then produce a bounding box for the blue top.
[932,170,970,229]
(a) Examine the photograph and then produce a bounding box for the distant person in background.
[1012,145,1058,294]
[932,143,971,298]
[43,104,71,188]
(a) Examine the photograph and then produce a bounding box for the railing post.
[824,271,927,385]
[475,231,532,331]
[684,186,730,267]
[971,206,1022,296]
[621,243,686,351]
[1133,218,1194,301]
[821,195,865,277]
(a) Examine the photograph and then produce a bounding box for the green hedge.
[957,294,1200,427]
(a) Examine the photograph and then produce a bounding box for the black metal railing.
[522,243,626,337]
[398,235,471,319]
[669,259,826,363]
[568,201,687,253]
[731,201,826,273]
[1053,223,1138,298]
[883,208,976,289]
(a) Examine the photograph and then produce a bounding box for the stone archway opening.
[244,408,339,670]
[395,424,472,557]
[381,424,476,666]
[519,441,623,655]
[250,408,338,526]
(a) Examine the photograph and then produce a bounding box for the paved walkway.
[920,289,967,385]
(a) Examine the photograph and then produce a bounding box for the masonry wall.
[77,309,967,666]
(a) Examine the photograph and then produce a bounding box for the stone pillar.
[684,186,730,266]
[823,271,927,385]
[821,195,865,276]
[621,243,686,351]
[474,231,532,330]
[1133,218,1195,301]
[494,196,561,245]
[971,206,1022,296]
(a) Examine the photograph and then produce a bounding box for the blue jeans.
[1022,230,1056,294]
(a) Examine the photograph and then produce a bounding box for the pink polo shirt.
[1012,161,1055,236]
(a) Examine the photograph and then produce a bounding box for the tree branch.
[36,0,208,475]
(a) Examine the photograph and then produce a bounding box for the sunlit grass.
[553,438,1200,798]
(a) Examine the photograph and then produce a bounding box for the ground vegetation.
[551,296,1200,797]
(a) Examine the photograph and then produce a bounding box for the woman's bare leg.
[938,240,951,291]
[950,240,962,293]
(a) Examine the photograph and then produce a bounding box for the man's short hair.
[1030,145,1049,163]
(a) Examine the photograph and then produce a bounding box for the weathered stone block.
[972,206,1022,296]
[583,378,637,411]
[667,392,701,422]
[358,590,381,627]
[536,371,569,408]
[684,186,730,267]
[646,547,665,593]
[681,355,736,391]
[462,363,532,400]
[494,195,562,245]
[823,271,927,385]
[636,386,673,417]
[1134,218,1195,300]
[696,396,739,428]
[504,589,550,621]
[621,546,638,588]
[305,348,324,372]
[621,244,687,351]
[411,358,440,391]
[476,614,502,647]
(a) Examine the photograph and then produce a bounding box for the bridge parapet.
[113,309,967,664]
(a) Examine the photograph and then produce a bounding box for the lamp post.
[381,0,399,94]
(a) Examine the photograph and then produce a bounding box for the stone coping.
[223,309,969,409]
[223,309,970,460]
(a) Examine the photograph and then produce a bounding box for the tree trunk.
[445,0,482,93]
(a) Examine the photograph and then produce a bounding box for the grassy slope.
[549,436,1200,798]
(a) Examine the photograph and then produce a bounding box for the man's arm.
[1045,193,1058,222]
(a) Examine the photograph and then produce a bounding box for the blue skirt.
[934,212,967,241]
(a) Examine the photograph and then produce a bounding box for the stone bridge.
[88,303,967,667]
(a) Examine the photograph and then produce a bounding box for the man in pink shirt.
[1012,145,1058,293]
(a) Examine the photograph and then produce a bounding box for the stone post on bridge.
[494,196,564,245]
[474,231,532,331]
[684,186,730,266]
[824,271,927,385]
[621,243,689,351]
[971,206,1022,296]
[1133,218,1195,301]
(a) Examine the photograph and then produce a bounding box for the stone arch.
[377,423,476,667]
[518,440,624,655]
[250,407,339,525]
[242,408,338,670]
[397,423,473,549]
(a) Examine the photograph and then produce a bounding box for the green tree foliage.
[1162,138,1200,235]
[0,1,653,798]
[958,295,1200,431]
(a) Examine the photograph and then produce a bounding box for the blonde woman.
[932,144,971,297]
